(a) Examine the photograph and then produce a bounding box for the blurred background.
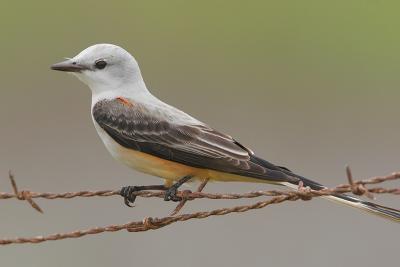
[0,1,399,266]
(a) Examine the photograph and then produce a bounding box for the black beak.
[50,59,88,72]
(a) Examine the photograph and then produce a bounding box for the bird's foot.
[163,175,193,202]
[120,185,167,207]
[120,175,193,207]
[120,186,140,207]
[164,187,182,202]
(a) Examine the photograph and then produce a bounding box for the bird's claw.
[120,186,139,207]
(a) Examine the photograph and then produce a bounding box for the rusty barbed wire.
[1,170,399,203]
[0,168,398,245]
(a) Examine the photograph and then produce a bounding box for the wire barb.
[346,166,374,199]
[8,171,43,213]
[297,181,313,201]
[170,178,210,216]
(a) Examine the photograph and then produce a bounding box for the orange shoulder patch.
[116,97,134,107]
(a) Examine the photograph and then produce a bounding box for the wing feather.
[92,99,295,182]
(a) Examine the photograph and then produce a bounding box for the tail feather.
[249,155,399,222]
[324,195,400,222]
[282,178,400,222]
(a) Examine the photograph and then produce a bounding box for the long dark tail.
[284,175,400,222]
[250,156,400,222]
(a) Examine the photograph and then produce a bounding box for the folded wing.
[92,98,297,182]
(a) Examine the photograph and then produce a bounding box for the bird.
[51,43,399,222]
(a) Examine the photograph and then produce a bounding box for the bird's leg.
[164,175,193,201]
[120,184,167,207]
[120,175,193,207]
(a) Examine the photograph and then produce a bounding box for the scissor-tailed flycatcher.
[51,44,399,221]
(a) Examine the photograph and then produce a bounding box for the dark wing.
[92,99,297,183]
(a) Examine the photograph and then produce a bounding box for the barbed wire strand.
[1,170,398,206]
[0,168,398,245]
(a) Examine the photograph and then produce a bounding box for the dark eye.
[95,60,107,69]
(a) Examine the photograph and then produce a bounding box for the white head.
[51,44,147,96]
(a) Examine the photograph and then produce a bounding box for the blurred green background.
[0,1,399,266]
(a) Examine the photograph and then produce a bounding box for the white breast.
[93,122,124,161]
[92,121,153,174]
